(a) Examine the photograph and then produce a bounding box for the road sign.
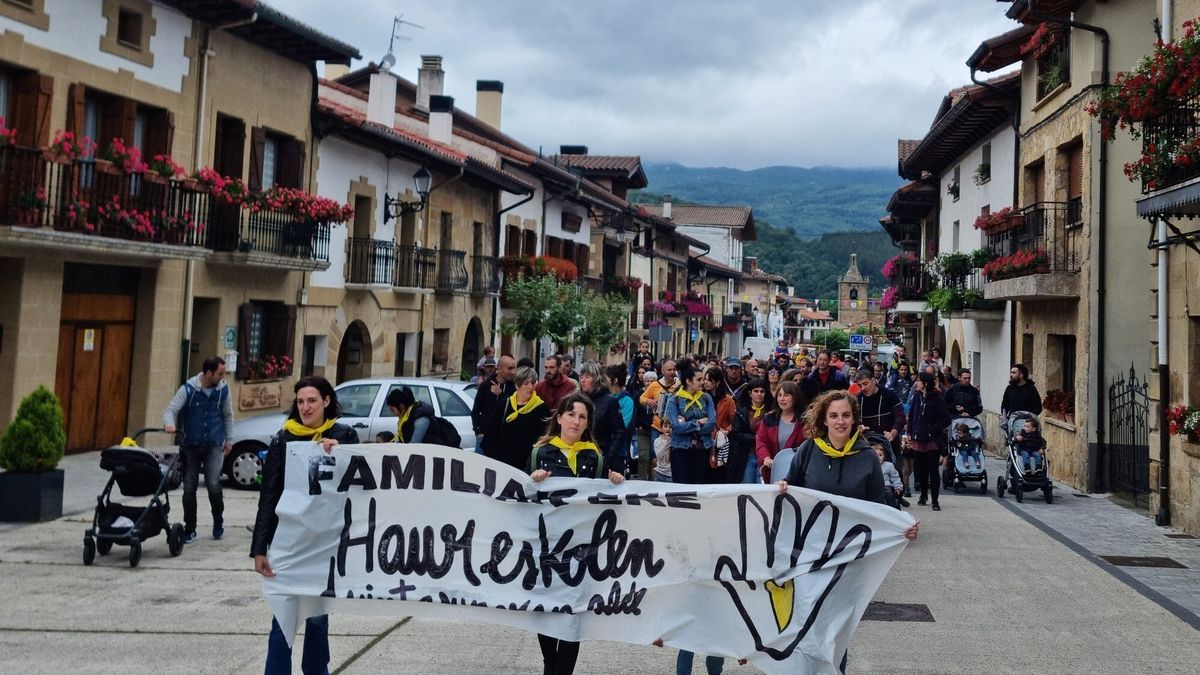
[849,334,873,350]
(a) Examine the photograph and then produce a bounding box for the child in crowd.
[653,425,672,482]
[375,431,394,443]
[874,443,908,509]
[1014,418,1047,474]
[953,422,983,470]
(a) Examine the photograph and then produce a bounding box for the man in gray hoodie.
[163,356,234,543]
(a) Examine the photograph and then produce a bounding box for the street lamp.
[383,166,433,223]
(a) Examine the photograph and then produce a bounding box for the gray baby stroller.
[83,429,185,567]
[945,417,988,494]
[996,412,1053,504]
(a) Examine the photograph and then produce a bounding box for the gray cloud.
[279,0,1016,168]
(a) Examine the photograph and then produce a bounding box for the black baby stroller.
[862,431,905,509]
[83,428,185,567]
[944,417,988,494]
[996,412,1053,504]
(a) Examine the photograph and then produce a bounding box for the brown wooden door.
[55,293,135,452]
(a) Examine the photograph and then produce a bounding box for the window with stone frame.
[99,0,155,68]
[0,63,52,148]
[1036,28,1070,100]
[0,0,49,31]
[236,301,296,380]
[248,126,304,192]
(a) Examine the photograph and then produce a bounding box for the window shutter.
[1033,163,1046,204]
[236,303,252,379]
[119,98,137,146]
[247,126,266,192]
[576,244,589,277]
[12,72,53,148]
[505,225,520,256]
[523,229,536,256]
[1068,144,1083,200]
[277,137,304,188]
[283,305,297,362]
[66,83,86,138]
[144,109,174,158]
[263,302,294,361]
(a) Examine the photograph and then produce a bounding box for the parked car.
[222,377,478,489]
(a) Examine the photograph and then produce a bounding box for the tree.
[811,329,849,353]
[504,274,560,343]
[578,293,630,355]
[543,282,585,351]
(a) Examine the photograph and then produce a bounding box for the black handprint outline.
[713,492,872,661]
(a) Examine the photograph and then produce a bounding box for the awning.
[1136,177,1200,219]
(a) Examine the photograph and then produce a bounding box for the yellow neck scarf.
[506,391,545,423]
[395,405,414,442]
[814,430,862,459]
[548,436,600,474]
[677,389,704,413]
[751,403,764,419]
[283,417,337,440]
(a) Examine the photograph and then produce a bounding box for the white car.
[223,377,478,489]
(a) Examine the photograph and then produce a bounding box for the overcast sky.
[278,0,1017,170]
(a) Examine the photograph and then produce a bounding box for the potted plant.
[0,386,67,522]
[1166,403,1200,442]
[947,180,960,200]
[973,163,991,185]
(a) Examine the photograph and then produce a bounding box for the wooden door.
[55,293,135,452]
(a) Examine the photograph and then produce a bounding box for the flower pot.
[93,159,120,176]
[0,469,64,522]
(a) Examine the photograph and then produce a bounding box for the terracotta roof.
[967,24,1037,73]
[900,71,1020,180]
[1006,0,1086,24]
[552,154,649,189]
[640,204,752,228]
[898,139,921,164]
[694,255,744,279]
[800,309,834,321]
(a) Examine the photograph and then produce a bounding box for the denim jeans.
[181,444,224,532]
[265,615,329,675]
[1019,450,1042,472]
[474,436,485,455]
[676,650,723,675]
[742,456,760,484]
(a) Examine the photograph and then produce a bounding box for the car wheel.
[225,444,265,490]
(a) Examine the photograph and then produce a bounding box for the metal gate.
[1107,366,1151,507]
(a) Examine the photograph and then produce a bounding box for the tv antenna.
[379,14,423,72]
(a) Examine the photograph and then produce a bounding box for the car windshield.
[337,384,380,418]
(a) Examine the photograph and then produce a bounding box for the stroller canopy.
[100,447,176,497]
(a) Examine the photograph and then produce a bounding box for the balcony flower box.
[982,249,1050,281]
[974,207,1022,235]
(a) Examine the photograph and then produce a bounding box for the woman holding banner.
[485,366,550,470]
[251,376,357,675]
[529,391,624,674]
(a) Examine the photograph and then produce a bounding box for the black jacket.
[485,396,551,471]
[399,401,438,443]
[727,405,757,483]
[1001,380,1043,417]
[944,382,984,417]
[250,421,358,557]
[857,388,906,435]
[471,376,515,434]
[784,436,885,504]
[909,392,951,445]
[808,368,849,393]
[531,442,605,478]
[588,386,628,475]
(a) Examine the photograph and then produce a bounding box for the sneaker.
[212,525,224,540]
[932,503,941,511]
[182,530,199,544]
[902,488,912,498]
[899,498,911,508]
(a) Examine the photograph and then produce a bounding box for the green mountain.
[634,162,902,237]
[631,163,902,298]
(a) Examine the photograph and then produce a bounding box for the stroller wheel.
[981,479,988,495]
[168,523,185,557]
[996,477,1005,498]
[129,542,142,568]
[83,535,95,566]
[1044,487,1053,504]
[97,538,113,556]
[1015,486,1024,503]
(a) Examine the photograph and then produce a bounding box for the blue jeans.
[655,469,672,483]
[266,615,329,675]
[742,456,760,484]
[677,650,723,674]
[474,436,485,455]
[1019,450,1042,472]
[181,444,224,532]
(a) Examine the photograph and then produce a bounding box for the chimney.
[429,95,454,145]
[324,63,349,80]
[745,256,758,275]
[366,69,398,127]
[416,55,444,112]
[662,194,672,220]
[475,80,503,129]
[559,145,588,155]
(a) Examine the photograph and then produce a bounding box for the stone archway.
[950,340,963,372]
[336,320,372,383]
[462,316,484,373]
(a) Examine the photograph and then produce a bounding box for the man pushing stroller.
[163,356,233,543]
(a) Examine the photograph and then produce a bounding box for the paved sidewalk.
[0,450,1198,673]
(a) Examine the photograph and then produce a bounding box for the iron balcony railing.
[472,254,501,294]
[435,248,469,292]
[985,201,1082,277]
[1140,95,1200,193]
[346,238,394,285]
[206,202,330,261]
[0,145,207,246]
[394,245,436,289]
[894,261,934,301]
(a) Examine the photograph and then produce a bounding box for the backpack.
[614,391,635,430]
[428,415,462,448]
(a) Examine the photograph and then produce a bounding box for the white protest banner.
[263,443,913,674]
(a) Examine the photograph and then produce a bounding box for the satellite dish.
[379,52,396,72]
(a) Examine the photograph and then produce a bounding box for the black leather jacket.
[250,421,358,558]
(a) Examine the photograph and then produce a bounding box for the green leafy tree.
[0,386,66,472]
[811,328,850,353]
[578,293,631,355]
[505,274,560,342]
[543,282,585,351]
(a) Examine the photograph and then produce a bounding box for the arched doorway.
[462,317,484,374]
[336,320,372,383]
[950,340,963,372]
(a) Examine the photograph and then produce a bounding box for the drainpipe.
[493,190,535,348]
[181,12,257,385]
[1155,0,1172,526]
[1028,2,1110,491]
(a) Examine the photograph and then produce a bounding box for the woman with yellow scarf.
[529,391,623,674]
[729,377,774,484]
[485,366,550,470]
[251,376,358,675]
[663,358,715,485]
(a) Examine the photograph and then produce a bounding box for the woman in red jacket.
[755,380,808,481]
